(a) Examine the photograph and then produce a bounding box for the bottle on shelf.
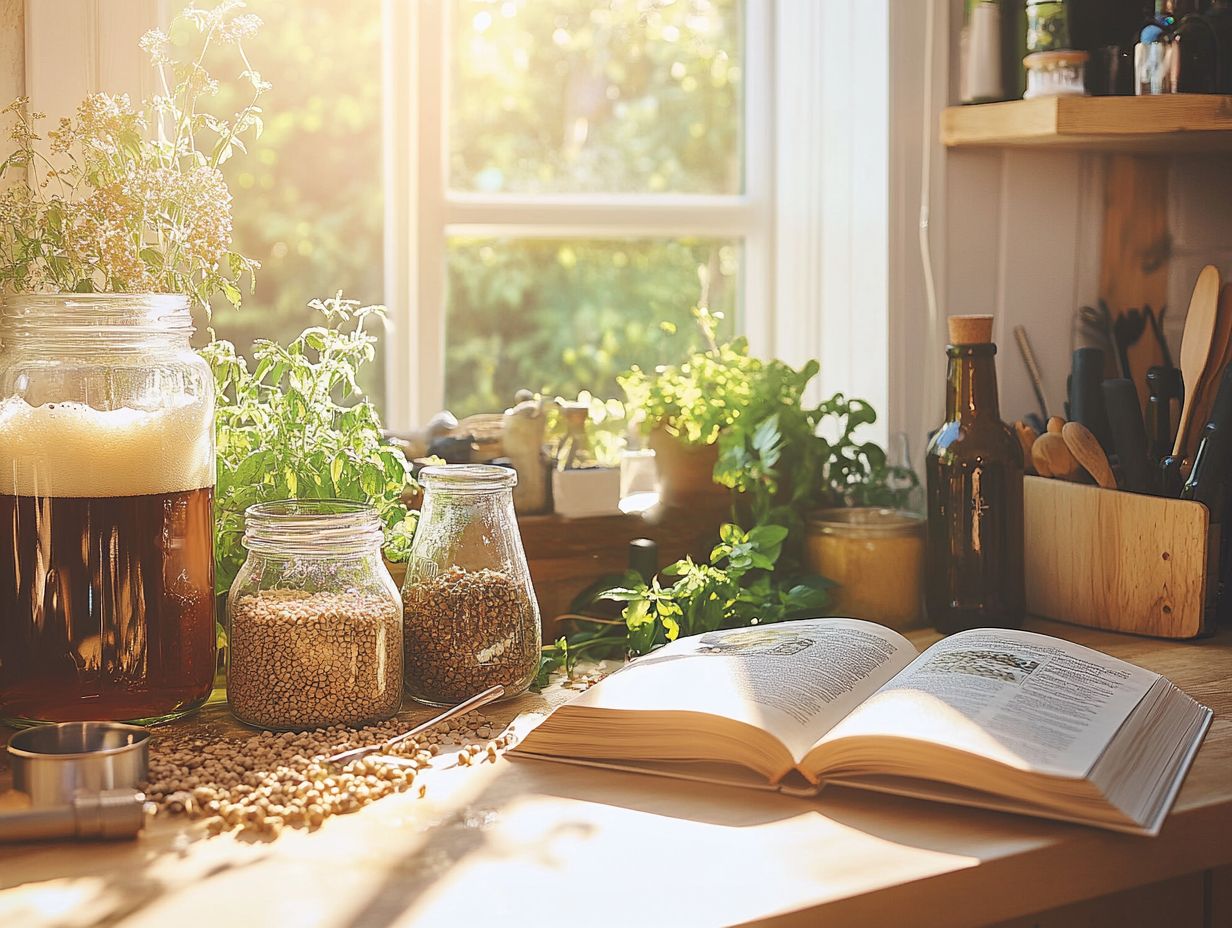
[1135,0,1217,94]
[925,315,1026,635]
[963,0,1008,103]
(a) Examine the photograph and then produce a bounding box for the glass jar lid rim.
[808,507,924,537]
[243,498,384,555]
[246,499,377,519]
[1,292,193,335]
[419,463,517,490]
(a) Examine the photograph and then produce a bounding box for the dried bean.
[402,567,539,704]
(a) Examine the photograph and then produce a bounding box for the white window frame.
[23,0,896,446]
[383,0,775,429]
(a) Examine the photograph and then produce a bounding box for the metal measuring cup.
[1,722,151,842]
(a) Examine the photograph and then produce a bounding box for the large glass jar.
[402,465,541,706]
[0,294,216,726]
[227,500,403,731]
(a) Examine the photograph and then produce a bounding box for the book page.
[816,628,1159,778]
[569,618,918,761]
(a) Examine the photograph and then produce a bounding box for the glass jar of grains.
[227,500,403,731]
[402,465,541,707]
[804,508,926,632]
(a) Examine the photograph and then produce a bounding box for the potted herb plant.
[203,294,417,600]
[619,309,753,507]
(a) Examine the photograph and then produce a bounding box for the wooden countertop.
[2,619,1230,928]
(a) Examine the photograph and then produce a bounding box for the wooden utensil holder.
[1024,476,1217,638]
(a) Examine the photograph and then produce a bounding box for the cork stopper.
[948,314,994,345]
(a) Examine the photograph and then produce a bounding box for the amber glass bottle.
[925,315,1025,634]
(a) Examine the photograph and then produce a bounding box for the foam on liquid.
[0,396,214,498]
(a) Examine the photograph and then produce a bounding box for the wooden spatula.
[1172,265,1222,458]
[1185,282,1232,459]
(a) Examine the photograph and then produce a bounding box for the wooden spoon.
[1032,433,1079,480]
[1173,265,1222,458]
[1185,282,1232,459]
[1062,421,1117,490]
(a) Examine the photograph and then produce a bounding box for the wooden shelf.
[942,94,1232,152]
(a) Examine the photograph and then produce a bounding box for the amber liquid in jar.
[1,488,216,723]
[0,294,217,726]
[925,331,1025,634]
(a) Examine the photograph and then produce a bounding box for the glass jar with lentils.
[402,465,541,706]
[227,500,403,730]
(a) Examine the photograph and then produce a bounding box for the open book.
[510,619,1212,836]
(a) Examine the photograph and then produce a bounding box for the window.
[182,0,769,426]
[25,2,901,442]
[387,0,772,427]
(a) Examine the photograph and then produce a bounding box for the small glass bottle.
[227,500,403,731]
[926,315,1025,634]
[402,465,541,707]
[962,0,1007,103]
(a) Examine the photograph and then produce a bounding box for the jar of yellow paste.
[805,508,926,631]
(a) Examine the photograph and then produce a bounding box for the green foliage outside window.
[198,0,745,421]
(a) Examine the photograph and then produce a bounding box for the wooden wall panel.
[943,148,1101,427]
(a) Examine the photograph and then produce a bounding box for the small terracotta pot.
[648,425,728,508]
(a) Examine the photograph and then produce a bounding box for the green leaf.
[599,587,644,603]
[220,281,242,308]
[748,524,789,548]
[661,614,681,641]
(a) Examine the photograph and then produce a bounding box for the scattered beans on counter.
[143,710,514,838]
[402,567,540,705]
[228,589,403,730]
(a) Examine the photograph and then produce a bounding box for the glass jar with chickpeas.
[227,500,403,730]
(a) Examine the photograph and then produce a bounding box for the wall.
[1168,156,1232,340]
[0,0,23,164]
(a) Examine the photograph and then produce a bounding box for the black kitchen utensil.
[1144,304,1172,369]
[1146,365,1184,463]
[1069,347,1113,453]
[1112,307,1145,381]
[1182,363,1232,512]
[1075,303,1114,356]
[1148,365,1186,497]
[1102,379,1152,494]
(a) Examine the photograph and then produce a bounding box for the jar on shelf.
[805,508,926,632]
[227,500,403,731]
[1024,49,1089,98]
[402,465,541,707]
[0,294,216,726]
